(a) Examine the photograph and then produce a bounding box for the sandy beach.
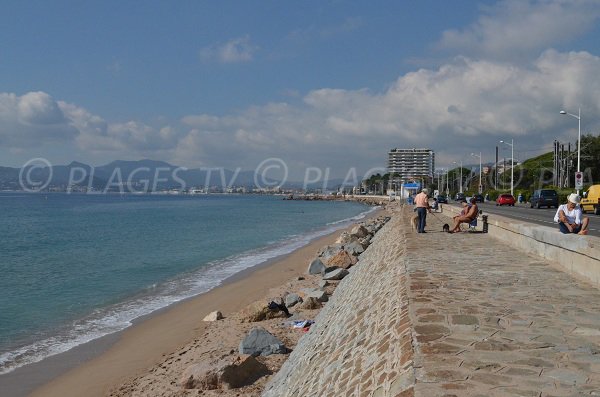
[14,207,386,397]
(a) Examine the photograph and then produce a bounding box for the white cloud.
[199,35,258,63]
[172,49,600,174]
[2,49,600,176]
[436,0,600,61]
[0,92,77,147]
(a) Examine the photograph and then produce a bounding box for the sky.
[2,0,600,180]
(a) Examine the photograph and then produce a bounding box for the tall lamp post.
[500,139,514,197]
[453,160,463,194]
[471,152,482,194]
[560,108,581,195]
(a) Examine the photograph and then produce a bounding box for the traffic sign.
[575,172,583,190]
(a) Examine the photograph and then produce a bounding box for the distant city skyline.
[1,0,600,178]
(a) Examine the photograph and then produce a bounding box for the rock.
[324,250,354,269]
[296,276,305,281]
[181,355,270,390]
[306,289,328,302]
[239,327,288,357]
[318,280,329,288]
[345,241,365,256]
[350,225,369,238]
[335,231,357,245]
[203,311,224,321]
[323,268,349,281]
[307,258,326,275]
[181,362,219,390]
[318,244,344,262]
[299,297,322,310]
[239,301,288,322]
[284,293,303,307]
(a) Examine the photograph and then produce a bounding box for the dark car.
[473,194,484,203]
[455,192,465,201]
[530,189,558,209]
[436,195,448,204]
[496,194,515,206]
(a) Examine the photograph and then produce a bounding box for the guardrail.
[439,205,600,288]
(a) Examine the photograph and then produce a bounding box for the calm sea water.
[0,193,372,374]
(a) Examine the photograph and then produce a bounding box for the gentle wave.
[0,205,377,374]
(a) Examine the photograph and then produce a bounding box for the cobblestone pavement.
[409,209,600,396]
[263,207,600,397]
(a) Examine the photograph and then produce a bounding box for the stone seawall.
[262,208,415,397]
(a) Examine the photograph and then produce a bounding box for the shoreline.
[0,206,384,397]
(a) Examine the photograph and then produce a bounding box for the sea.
[0,192,373,374]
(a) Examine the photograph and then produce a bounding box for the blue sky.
[2,0,600,179]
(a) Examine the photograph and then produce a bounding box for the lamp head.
[560,110,566,115]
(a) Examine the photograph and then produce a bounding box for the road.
[444,201,600,237]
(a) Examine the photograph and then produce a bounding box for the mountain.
[0,159,280,192]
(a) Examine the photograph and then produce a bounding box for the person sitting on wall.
[554,193,589,235]
[450,197,478,233]
[431,198,439,211]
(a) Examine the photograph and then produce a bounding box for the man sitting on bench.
[450,197,479,233]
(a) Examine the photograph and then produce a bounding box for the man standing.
[554,193,589,235]
[415,188,431,233]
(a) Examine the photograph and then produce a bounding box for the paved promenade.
[263,206,600,396]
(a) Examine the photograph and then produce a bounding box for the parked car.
[455,192,465,201]
[436,195,448,204]
[529,189,558,209]
[581,185,600,215]
[473,194,484,203]
[496,194,515,206]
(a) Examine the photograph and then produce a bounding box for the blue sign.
[402,183,421,189]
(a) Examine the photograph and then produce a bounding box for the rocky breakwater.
[262,213,415,397]
[143,216,391,396]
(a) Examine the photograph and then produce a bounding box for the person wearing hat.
[553,193,589,235]
[414,188,431,233]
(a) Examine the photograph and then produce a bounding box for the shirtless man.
[450,197,478,233]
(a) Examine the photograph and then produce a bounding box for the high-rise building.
[388,148,435,182]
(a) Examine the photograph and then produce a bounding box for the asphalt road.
[445,201,600,237]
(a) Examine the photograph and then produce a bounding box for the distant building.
[387,148,435,182]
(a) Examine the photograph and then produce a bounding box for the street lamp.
[500,139,514,197]
[560,108,581,194]
[453,160,463,194]
[471,152,482,194]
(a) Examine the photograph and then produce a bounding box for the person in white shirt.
[554,193,589,235]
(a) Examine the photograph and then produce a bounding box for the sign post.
[575,171,583,191]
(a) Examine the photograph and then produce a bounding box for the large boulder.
[350,225,369,238]
[325,250,355,269]
[335,231,357,245]
[344,241,365,256]
[299,297,322,310]
[203,311,224,322]
[180,355,270,390]
[306,289,328,302]
[323,268,349,281]
[239,327,288,356]
[239,301,288,322]
[284,293,303,308]
[307,258,326,275]
[318,244,344,262]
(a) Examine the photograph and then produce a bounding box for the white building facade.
[387,148,435,182]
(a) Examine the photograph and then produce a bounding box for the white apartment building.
[387,148,435,182]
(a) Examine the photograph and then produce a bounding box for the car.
[473,194,484,203]
[455,192,465,201]
[436,195,448,204]
[496,194,515,206]
[530,189,558,209]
